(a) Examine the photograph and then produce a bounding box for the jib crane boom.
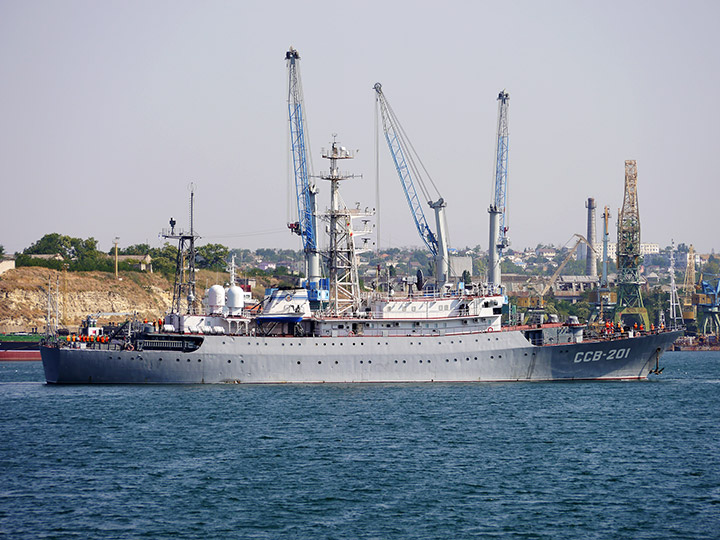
[488,90,510,290]
[373,83,450,284]
[286,47,321,289]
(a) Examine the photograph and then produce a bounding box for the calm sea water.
[1,352,718,540]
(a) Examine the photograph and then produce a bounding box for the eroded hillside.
[0,267,174,332]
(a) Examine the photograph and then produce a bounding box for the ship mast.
[320,138,363,315]
[163,186,199,315]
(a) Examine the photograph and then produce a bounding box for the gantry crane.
[488,91,510,290]
[614,160,649,329]
[373,83,450,285]
[695,275,720,336]
[286,48,323,298]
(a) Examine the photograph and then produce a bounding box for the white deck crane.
[374,83,450,285]
[488,91,510,291]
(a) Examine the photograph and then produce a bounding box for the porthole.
[419,360,423,363]
[159,358,163,362]
[176,359,180,362]
[198,359,201,362]
[402,360,406,364]
[395,360,398,364]
[446,359,449,362]
[187,359,191,362]
[334,360,338,364]
[227,360,231,363]
[369,360,372,364]
[360,360,364,364]
[490,355,494,359]
[318,361,322,365]
[297,361,301,365]
[454,358,458,362]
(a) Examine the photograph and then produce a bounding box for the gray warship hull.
[41,329,681,384]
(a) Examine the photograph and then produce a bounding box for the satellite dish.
[416,269,425,291]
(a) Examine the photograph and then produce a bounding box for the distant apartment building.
[604,242,659,260]
[0,257,15,276]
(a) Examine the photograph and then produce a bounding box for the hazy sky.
[1,0,718,257]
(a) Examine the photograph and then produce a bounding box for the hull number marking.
[574,348,631,363]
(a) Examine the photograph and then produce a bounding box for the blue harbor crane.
[286,48,324,301]
[696,276,720,335]
[488,91,510,290]
[373,83,450,285]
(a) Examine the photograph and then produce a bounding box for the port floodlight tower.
[373,83,451,285]
[286,47,324,300]
[488,90,510,291]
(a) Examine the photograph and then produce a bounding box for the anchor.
[649,347,664,375]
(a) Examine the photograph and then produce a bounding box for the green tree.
[473,257,487,278]
[196,243,229,270]
[115,243,151,256]
[702,255,720,276]
[148,243,179,277]
[24,233,74,258]
[501,259,524,274]
[0,244,4,258]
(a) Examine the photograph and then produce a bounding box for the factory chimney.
[585,197,597,278]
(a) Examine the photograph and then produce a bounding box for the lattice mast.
[488,91,510,290]
[286,47,322,290]
[682,245,697,322]
[321,139,362,315]
[614,160,648,327]
[668,240,684,330]
[162,187,199,315]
